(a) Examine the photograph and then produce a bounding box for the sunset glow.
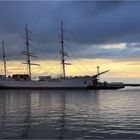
[1,58,140,82]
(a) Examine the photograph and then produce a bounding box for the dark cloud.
[0,1,140,61]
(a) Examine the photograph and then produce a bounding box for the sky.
[0,1,140,82]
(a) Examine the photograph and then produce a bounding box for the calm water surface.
[0,88,140,139]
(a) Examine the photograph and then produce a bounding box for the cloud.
[0,1,140,61]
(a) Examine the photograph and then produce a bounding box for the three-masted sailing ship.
[0,23,125,90]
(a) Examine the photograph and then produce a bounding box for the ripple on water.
[0,89,140,138]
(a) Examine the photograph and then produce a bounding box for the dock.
[124,84,140,87]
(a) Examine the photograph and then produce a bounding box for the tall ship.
[0,23,125,90]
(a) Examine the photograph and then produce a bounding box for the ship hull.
[0,78,125,90]
[0,86,87,90]
[0,77,90,90]
[0,83,125,90]
[0,86,124,90]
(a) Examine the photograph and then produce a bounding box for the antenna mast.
[60,22,71,78]
[2,40,7,77]
[97,66,100,81]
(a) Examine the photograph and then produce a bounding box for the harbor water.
[0,88,140,139]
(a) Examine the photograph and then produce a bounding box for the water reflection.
[0,89,140,139]
[58,92,66,139]
[22,92,31,138]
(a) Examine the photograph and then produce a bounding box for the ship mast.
[60,22,70,78]
[60,22,65,78]
[25,24,31,79]
[2,40,7,77]
[22,24,39,80]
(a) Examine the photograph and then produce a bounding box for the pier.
[124,84,140,87]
